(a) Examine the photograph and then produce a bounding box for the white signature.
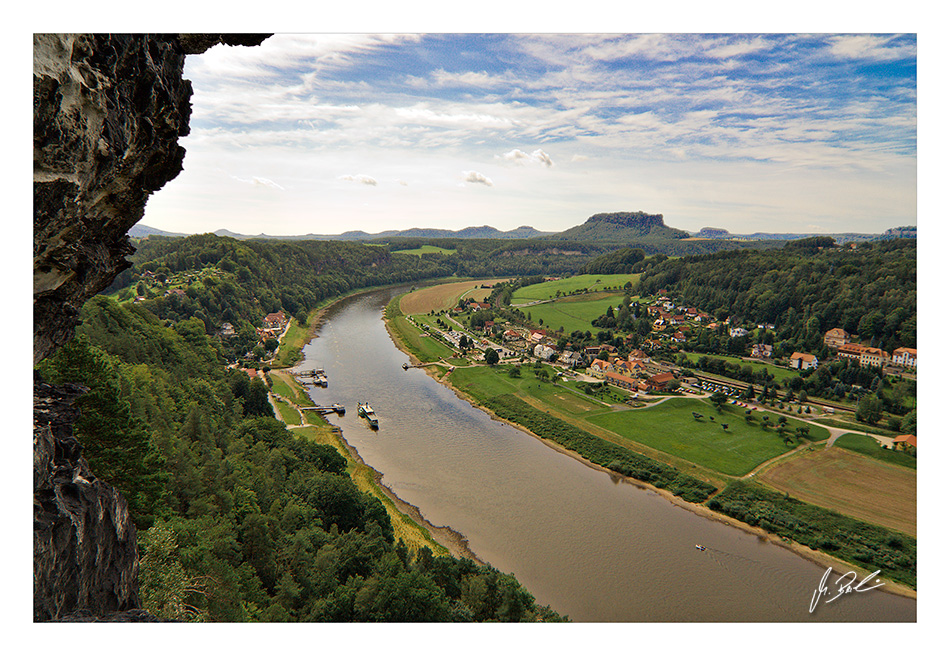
[809,567,884,613]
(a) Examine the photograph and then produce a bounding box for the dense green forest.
[636,239,916,354]
[40,279,563,622]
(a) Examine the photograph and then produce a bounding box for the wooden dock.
[295,368,328,386]
[300,403,345,416]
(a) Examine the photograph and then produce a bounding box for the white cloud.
[231,175,284,190]
[501,148,554,167]
[827,35,915,61]
[340,174,378,186]
[463,171,494,186]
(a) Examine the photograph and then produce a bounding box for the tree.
[855,394,883,425]
[710,391,728,412]
[900,408,916,434]
[38,335,167,529]
[484,348,500,366]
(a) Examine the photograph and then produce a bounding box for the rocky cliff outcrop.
[33,376,141,620]
[33,33,268,366]
[33,33,268,621]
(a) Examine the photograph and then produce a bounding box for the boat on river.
[695,544,707,551]
[357,402,379,428]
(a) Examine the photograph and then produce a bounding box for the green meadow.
[510,273,640,304]
[834,433,917,469]
[586,398,829,476]
[524,293,629,334]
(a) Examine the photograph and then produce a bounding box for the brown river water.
[296,286,916,622]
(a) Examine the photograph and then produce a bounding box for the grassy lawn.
[523,293,627,334]
[511,273,641,303]
[834,433,917,469]
[274,398,301,425]
[586,398,829,476]
[273,318,311,368]
[451,364,831,477]
[394,244,458,256]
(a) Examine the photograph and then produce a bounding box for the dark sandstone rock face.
[33,33,269,366]
[33,33,268,621]
[33,376,141,621]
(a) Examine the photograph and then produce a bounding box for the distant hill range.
[129,224,553,241]
[129,214,915,245]
[693,225,914,242]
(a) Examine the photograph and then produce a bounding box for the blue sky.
[141,32,917,236]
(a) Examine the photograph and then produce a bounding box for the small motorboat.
[695,544,707,551]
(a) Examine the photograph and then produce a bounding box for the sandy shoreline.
[381,296,917,602]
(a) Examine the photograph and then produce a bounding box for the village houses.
[789,352,818,370]
[823,328,850,349]
[891,347,917,370]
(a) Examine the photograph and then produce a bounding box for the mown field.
[586,398,830,476]
[399,279,511,315]
[523,292,629,335]
[756,447,917,537]
[510,273,640,304]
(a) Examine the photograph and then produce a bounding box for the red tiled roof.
[893,434,917,447]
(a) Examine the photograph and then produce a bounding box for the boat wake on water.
[694,544,794,615]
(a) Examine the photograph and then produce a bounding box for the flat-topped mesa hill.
[550,211,691,242]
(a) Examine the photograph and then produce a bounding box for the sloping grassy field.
[586,398,829,476]
[511,274,640,303]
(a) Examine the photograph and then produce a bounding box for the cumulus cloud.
[339,174,378,186]
[500,148,554,167]
[231,175,284,189]
[463,171,494,186]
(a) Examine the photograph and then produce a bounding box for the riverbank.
[268,282,486,563]
[382,288,917,602]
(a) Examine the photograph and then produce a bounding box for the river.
[296,286,916,622]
